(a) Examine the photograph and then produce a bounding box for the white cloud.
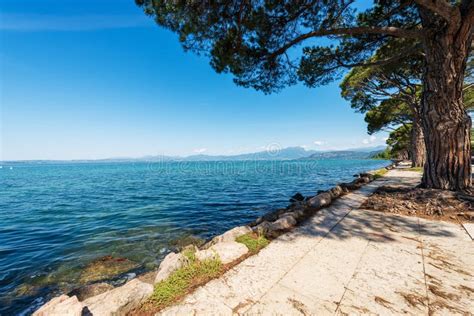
[362,135,377,145]
[313,140,325,146]
[193,148,207,154]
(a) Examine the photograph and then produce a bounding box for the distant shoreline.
[0,146,386,163]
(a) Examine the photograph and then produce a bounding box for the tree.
[465,57,474,110]
[137,0,474,190]
[340,43,425,167]
[387,125,412,160]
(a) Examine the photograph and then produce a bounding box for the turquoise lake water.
[0,159,389,314]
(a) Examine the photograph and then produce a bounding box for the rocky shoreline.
[33,163,395,316]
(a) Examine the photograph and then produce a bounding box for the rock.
[181,244,199,254]
[263,210,281,222]
[289,207,306,221]
[33,295,84,316]
[271,215,297,231]
[69,282,114,301]
[83,279,153,316]
[249,216,263,227]
[340,186,350,193]
[289,200,305,209]
[276,208,289,216]
[360,172,375,181]
[137,270,157,285]
[209,226,253,245]
[307,192,332,210]
[253,216,298,238]
[257,216,298,238]
[296,209,307,219]
[252,220,272,236]
[249,208,287,227]
[154,252,187,284]
[79,256,138,284]
[196,241,248,264]
[289,192,305,202]
[329,185,343,199]
[278,211,295,220]
[356,176,370,184]
[340,181,362,191]
[170,235,205,250]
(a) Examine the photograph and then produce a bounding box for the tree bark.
[419,8,472,190]
[410,116,426,168]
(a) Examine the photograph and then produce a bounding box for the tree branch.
[413,0,457,22]
[463,83,474,91]
[332,45,419,69]
[268,26,422,58]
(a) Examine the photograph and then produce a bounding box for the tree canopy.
[137,0,474,190]
[136,0,426,93]
[339,40,422,133]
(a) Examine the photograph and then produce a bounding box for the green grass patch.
[236,233,269,254]
[181,247,196,262]
[150,258,222,309]
[372,168,389,179]
[147,234,269,312]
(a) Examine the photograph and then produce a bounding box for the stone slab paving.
[463,223,474,240]
[159,169,474,316]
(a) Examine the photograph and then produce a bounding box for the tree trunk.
[410,116,426,168]
[419,9,472,191]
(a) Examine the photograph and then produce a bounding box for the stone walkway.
[160,169,474,315]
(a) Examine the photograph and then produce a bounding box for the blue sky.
[0,0,387,160]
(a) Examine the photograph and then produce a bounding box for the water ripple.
[0,159,389,315]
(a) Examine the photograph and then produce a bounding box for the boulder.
[307,192,332,210]
[209,226,253,245]
[196,241,248,264]
[181,244,199,254]
[154,252,187,284]
[252,221,272,235]
[355,176,370,184]
[271,215,297,231]
[249,210,279,227]
[33,295,84,316]
[83,279,153,316]
[340,181,362,191]
[289,192,305,203]
[289,201,305,209]
[290,207,306,221]
[360,172,375,181]
[69,282,114,301]
[249,216,263,227]
[328,185,343,199]
[278,211,296,220]
[340,186,350,193]
[170,235,205,250]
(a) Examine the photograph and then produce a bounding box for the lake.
[0,159,389,314]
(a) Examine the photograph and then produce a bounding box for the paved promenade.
[160,169,474,315]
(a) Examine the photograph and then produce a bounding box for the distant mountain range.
[2,146,387,163]
[91,146,386,162]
